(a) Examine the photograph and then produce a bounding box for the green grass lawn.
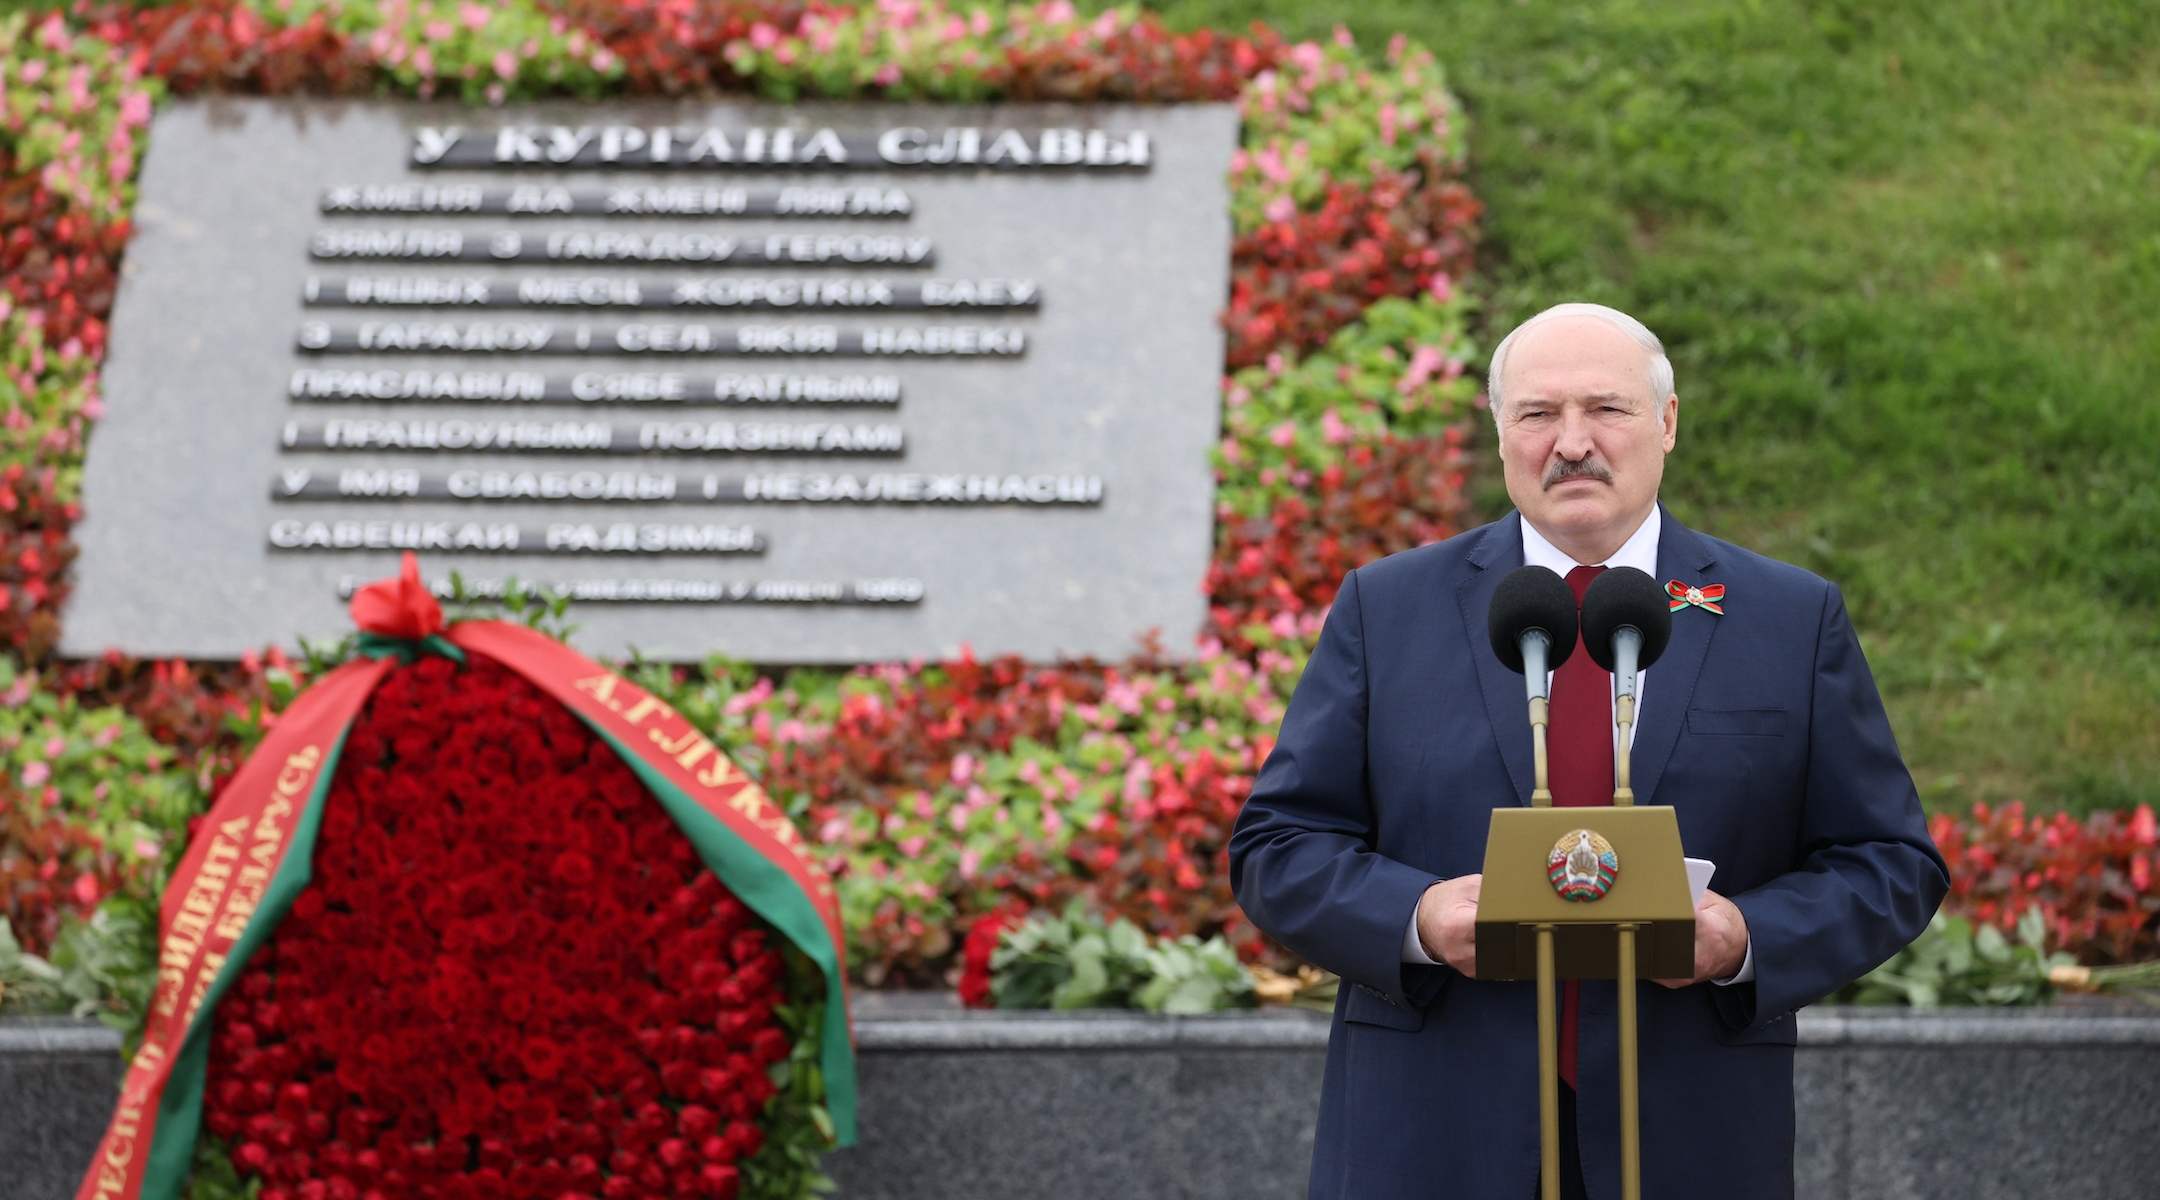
[1137,0,2160,816]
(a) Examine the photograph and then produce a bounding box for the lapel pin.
[1666,580,1725,614]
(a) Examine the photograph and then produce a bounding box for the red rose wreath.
[77,556,855,1200]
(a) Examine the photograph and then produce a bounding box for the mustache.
[1542,457,1613,489]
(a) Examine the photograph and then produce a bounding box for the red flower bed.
[561,0,1287,100]
[1224,169,1481,371]
[1205,433,1470,653]
[200,653,792,1200]
[1934,801,2160,965]
[0,799,116,954]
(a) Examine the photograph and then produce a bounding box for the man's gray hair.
[1486,303,1675,428]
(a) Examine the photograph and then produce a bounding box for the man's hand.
[1656,889,1750,987]
[1415,875,1482,977]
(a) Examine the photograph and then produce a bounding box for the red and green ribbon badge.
[77,555,855,1200]
[1667,579,1727,614]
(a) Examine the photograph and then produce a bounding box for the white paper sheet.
[1683,857,1716,908]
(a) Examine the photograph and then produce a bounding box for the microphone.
[1487,566,1579,807]
[1578,567,1673,806]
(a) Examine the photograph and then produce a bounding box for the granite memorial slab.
[65,99,1236,662]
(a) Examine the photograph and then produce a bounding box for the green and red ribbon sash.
[77,556,855,1200]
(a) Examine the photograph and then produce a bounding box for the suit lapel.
[1632,505,1722,807]
[1457,514,1534,807]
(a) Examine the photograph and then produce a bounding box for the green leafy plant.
[0,896,157,1037]
[1839,908,2074,1007]
[443,570,580,643]
[989,901,1256,1013]
[0,914,63,1013]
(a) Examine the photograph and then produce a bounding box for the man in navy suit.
[1228,304,1947,1199]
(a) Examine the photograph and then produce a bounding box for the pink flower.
[119,91,152,127]
[74,874,99,905]
[874,62,902,86]
[951,752,976,785]
[1427,272,1455,303]
[1399,344,1444,394]
[898,835,928,858]
[493,50,517,80]
[1269,421,1298,448]
[1321,409,1351,445]
[21,761,49,787]
[459,3,490,31]
[1264,194,1295,223]
[748,22,780,49]
[423,21,453,42]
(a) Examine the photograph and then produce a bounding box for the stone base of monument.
[7,1000,2158,1200]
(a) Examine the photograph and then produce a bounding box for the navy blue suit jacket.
[1229,508,1947,1199]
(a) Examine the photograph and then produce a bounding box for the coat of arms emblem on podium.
[1547,829,1620,902]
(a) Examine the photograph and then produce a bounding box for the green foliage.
[443,571,581,643]
[1227,31,1466,231]
[991,901,1256,1013]
[47,897,160,1040]
[0,914,63,1013]
[0,656,202,883]
[740,944,839,1200]
[1135,0,2160,816]
[178,1137,257,1200]
[1132,927,1259,1014]
[1217,294,1480,516]
[0,897,159,1033]
[1838,909,2072,1008]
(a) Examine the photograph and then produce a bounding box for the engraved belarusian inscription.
[304,276,1039,310]
[410,125,1150,171]
[322,184,913,216]
[267,519,763,553]
[335,574,926,605]
[271,469,1105,504]
[309,230,936,264]
[279,418,907,455]
[286,370,903,406]
[70,99,1232,659]
[296,321,1027,356]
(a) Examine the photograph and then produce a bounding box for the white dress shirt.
[1401,505,1755,984]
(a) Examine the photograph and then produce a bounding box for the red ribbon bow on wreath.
[349,552,464,661]
[1667,580,1727,614]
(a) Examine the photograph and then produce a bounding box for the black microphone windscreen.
[1487,566,1579,674]
[1580,566,1674,671]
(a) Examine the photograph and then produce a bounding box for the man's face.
[1496,316,1678,548]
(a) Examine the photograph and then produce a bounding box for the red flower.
[956,907,1028,1008]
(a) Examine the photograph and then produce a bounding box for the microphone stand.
[1516,628,1561,1196]
[1609,625,1643,1200]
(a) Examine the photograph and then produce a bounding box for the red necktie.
[1549,565,1611,1089]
